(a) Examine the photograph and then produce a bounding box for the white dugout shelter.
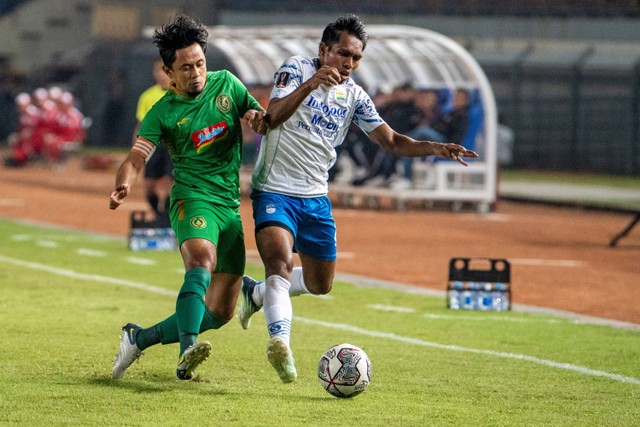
[150,25,498,211]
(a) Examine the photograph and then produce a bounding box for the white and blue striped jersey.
[252,55,385,197]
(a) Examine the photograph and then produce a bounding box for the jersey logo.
[275,72,290,88]
[216,94,231,113]
[335,88,346,100]
[177,117,190,125]
[191,121,228,152]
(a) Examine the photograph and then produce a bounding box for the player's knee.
[306,280,332,295]
[264,258,294,279]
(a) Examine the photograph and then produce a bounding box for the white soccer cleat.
[267,336,297,384]
[112,323,143,379]
[176,341,212,380]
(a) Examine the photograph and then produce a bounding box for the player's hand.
[244,109,268,135]
[311,65,343,88]
[436,143,479,166]
[109,183,130,210]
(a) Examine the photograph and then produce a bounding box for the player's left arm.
[367,123,478,166]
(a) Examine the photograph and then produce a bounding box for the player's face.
[164,43,207,98]
[319,32,363,83]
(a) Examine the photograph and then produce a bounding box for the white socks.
[263,274,293,346]
[289,267,310,297]
[250,267,309,307]
[255,268,311,348]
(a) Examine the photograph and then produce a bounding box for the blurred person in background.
[238,14,477,384]
[4,87,56,167]
[132,57,174,221]
[50,90,86,161]
[108,14,267,381]
[4,92,39,167]
[351,83,422,187]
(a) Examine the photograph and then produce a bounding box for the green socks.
[175,267,210,355]
[134,268,233,354]
[135,308,230,351]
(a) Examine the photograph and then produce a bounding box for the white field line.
[0,255,175,297]
[125,257,156,266]
[77,248,107,257]
[368,304,416,313]
[0,254,638,386]
[337,273,640,330]
[423,313,560,323]
[36,240,58,248]
[294,317,640,386]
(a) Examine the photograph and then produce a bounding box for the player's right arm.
[266,65,342,129]
[109,137,155,210]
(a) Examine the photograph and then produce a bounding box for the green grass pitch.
[0,218,638,426]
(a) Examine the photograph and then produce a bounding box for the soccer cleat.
[176,341,212,380]
[266,336,297,383]
[112,323,143,379]
[238,276,262,330]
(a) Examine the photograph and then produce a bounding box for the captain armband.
[131,138,157,163]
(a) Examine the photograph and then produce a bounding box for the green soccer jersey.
[138,70,262,208]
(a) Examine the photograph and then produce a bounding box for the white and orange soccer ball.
[317,343,371,398]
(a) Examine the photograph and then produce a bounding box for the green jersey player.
[109,15,266,380]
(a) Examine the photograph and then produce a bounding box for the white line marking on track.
[461,213,511,222]
[0,198,24,207]
[510,258,586,268]
[0,254,637,386]
[338,252,356,259]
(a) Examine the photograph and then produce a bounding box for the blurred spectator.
[431,89,471,146]
[398,88,444,188]
[4,87,86,168]
[4,92,40,167]
[352,83,422,186]
[50,90,86,159]
[332,87,392,184]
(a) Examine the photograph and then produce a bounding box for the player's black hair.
[152,15,208,68]
[321,14,368,51]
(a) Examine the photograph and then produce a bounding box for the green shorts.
[170,199,245,276]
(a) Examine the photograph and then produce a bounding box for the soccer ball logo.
[317,343,371,398]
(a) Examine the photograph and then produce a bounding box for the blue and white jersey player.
[241,14,478,384]
[252,55,383,197]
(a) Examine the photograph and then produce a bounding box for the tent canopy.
[142,24,498,207]
[205,25,488,91]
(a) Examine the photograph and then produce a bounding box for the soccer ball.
[317,343,371,398]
